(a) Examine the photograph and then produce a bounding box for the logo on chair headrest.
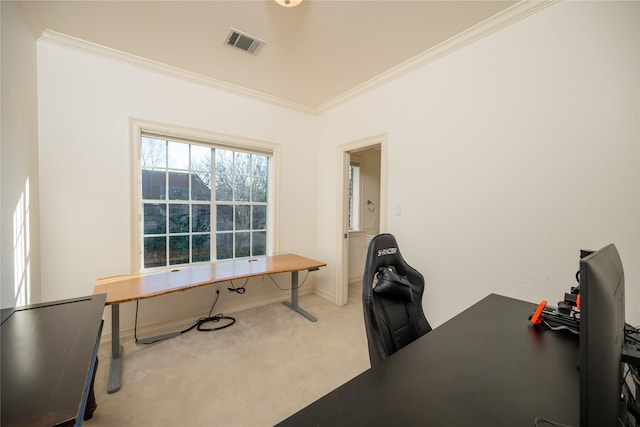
[377,247,398,257]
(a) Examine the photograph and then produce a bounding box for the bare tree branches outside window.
[140,136,269,268]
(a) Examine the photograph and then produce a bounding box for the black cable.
[134,288,235,345]
[227,278,248,294]
[134,299,142,342]
[134,268,319,343]
[622,323,640,417]
[267,270,311,291]
[625,323,640,345]
[623,366,638,403]
[625,323,640,334]
[180,289,236,333]
[542,319,579,335]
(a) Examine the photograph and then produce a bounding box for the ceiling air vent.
[225,28,265,55]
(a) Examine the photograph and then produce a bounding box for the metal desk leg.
[282,271,317,322]
[107,303,122,393]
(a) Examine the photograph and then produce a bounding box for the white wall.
[36,42,318,334]
[26,0,640,336]
[316,1,640,326]
[1,1,42,308]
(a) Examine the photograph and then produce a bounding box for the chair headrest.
[367,234,408,276]
[373,265,413,302]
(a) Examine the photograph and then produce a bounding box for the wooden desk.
[1,295,106,427]
[276,294,580,426]
[93,254,326,393]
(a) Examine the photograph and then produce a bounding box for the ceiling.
[22,0,524,111]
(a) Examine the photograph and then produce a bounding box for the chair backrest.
[362,233,432,367]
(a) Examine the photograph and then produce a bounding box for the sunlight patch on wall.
[13,178,31,306]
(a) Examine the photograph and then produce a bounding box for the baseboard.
[348,275,363,285]
[312,287,335,304]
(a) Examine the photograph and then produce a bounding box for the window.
[348,162,361,232]
[136,130,274,270]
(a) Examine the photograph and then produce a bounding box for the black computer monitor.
[579,243,626,427]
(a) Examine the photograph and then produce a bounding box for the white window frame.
[130,119,279,272]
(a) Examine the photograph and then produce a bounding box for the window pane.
[192,205,210,232]
[191,144,211,171]
[216,149,233,174]
[252,155,267,176]
[252,231,266,256]
[192,235,210,262]
[252,205,266,230]
[191,172,211,201]
[251,176,267,203]
[217,205,233,231]
[348,164,361,232]
[168,141,189,170]
[168,172,189,200]
[142,170,166,200]
[235,205,250,230]
[144,204,166,234]
[169,235,189,265]
[234,175,250,201]
[235,232,250,258]
[140,134,272,268]
[216,174,232,201]
[141,137,166,169]
[234,152,251,175]
[144,236,166,268]
[216,233,233,260]
[169,204,189,233]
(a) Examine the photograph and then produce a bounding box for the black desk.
[277,294,580,426]
[1,294,106,427]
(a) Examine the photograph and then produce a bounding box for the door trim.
[335,134,387,306]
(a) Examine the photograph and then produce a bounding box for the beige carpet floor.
[86,287,369,427]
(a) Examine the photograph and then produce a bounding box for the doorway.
[335,135,386,306]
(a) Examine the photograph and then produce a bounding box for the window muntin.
[140,135,270,269]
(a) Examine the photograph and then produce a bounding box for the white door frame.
[334,134,387,306]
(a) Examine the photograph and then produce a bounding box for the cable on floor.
[135,288,235,344]
[180,290,236,333]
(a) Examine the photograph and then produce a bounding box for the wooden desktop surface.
[93,254,326,305]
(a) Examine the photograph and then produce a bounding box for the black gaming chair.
[362,233,432,367]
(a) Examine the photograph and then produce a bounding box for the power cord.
[134,267,320,343]
[227,278,248,294]
[267,270,311,291]
[625,323,640,345]
[180,289,235,333]
[134,288,235,344]
[542,319,579,335]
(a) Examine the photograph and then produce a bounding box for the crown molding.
[34,0,554,116]
[37,30,317,115]
[315,0,557,114]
